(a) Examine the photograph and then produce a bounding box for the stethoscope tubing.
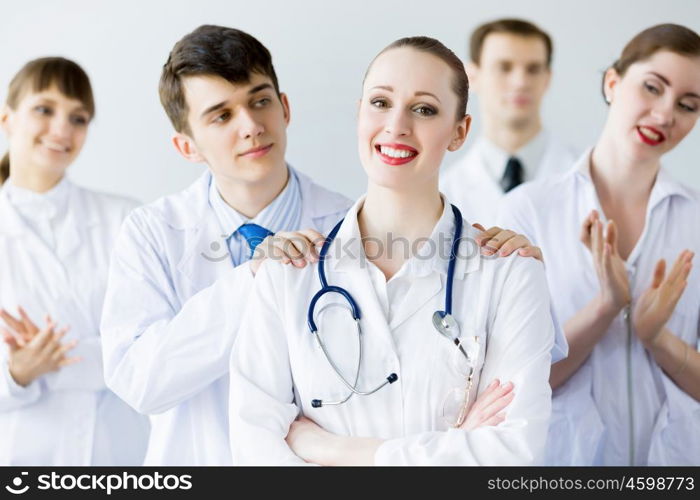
[308,204,463,408]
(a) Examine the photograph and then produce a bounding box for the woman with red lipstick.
[0,57,149,464]
[228,37,558,465]
[500,24,700,465]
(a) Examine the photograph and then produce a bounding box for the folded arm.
[287,257,554,466]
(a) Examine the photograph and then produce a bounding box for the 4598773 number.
[624,476,694,491]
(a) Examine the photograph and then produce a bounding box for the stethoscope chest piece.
[432,310,460,341]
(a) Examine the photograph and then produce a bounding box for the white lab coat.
[0,179,149,466]
[441,132,578,227]
[498,149,700,465]
[101,168,351,465]
[229,196,555,465]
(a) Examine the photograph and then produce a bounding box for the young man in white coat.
[100,25,353,465]
[441,18,577,226]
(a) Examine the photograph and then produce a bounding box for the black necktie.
[500,156,524,193]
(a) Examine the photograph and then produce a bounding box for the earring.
[605,95,611,104]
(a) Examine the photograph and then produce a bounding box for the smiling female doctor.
[499,24,700,465]
[0,57,149,465]
[229,37,557,465]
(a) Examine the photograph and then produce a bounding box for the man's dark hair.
[159,25,280,134]
[470,18,553,67]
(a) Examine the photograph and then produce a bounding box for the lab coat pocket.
[432,327,486,429]
[545,367,604,465]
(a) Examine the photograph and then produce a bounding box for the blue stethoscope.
[307,204,465,408]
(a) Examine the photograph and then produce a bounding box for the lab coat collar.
[0,185,29,235]
[3,175,70,220]
[444,137,504,209]
[296,168,352,228]
[160,170,215,230]
[468,136,504,190]
[329,195,480,279]
[326,197,365,272]
[572,147,694,211]
[174,166,350,287]
[163,166,349,231]
[0,179,96,279]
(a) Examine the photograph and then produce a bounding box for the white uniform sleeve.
[375,257,554,465]
[497,191,569,363]
[229,262,308,465]
[101,211,253,415]
[0,354,43,411]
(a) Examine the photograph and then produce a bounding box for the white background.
[1,0,699,203]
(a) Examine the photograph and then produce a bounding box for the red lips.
[375,143,419,166]
[636,126,666,146]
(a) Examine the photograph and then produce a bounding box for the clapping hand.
[580,210,630,313]
[633,250,694,346]
[1,308,80,387]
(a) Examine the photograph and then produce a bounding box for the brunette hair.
[1,57,94,184]
[365,36,469,120]
[603,23,700,103]
[470,18,553,67]
[159,25,281,135]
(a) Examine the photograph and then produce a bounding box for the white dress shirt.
[441,130,577,227]
[478,130,547,184]
[209,166,302,266]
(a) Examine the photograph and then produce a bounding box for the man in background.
[442,18,577,225]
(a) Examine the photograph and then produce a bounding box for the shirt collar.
[208,165,301,237]
[573,147,694,209]
[253,166,301,233]
[479,129,548,183]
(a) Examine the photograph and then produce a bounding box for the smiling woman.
[228,36,558,466]
[498,24,700,465]
[0,58,93,185]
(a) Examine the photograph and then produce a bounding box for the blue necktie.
[237,223,274,258]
